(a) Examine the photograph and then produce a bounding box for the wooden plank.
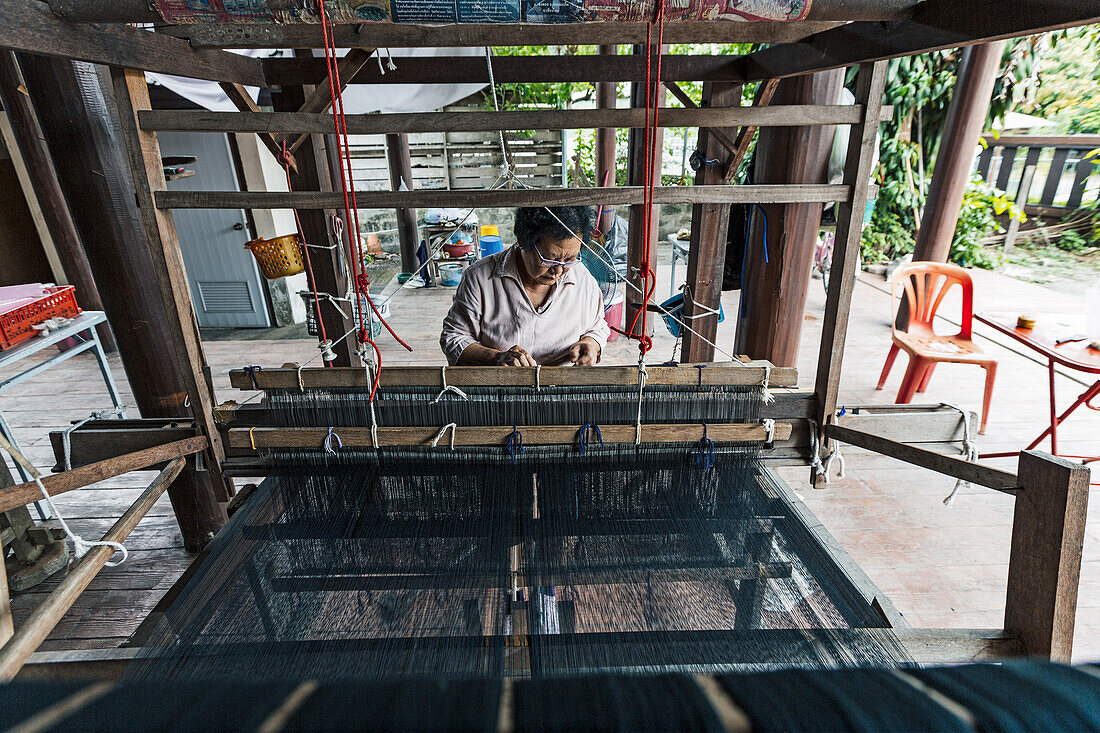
[1004,450,1090,662]
[227,363,797,390]
[284,47,376,154]
[1040,148,1071,207]
[228,422,793,450]
[0,464,11,646]
[834,404,976,444]
[268,53,748,86]
[681,81,740,362]
[737,0,1100,82]
[138,106,867,136]
[981,134,1100,148]
[110,68,228,499]
[1066,150,1097,211]
[813,62,887,429]
[0,437,208,514]
[156,184,851,211]
[826,424,1018,493]
[48,422,197,472]
[167,21,842,49]
[0,0,265,86]
[217,82,292,173]
[0,457,186,682]
[724,78,780,181]
[893,628,1022,665]
[662,81,740,156]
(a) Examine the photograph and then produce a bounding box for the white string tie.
[635,360,648,445]
[823,442,846,482]
[62,407,125,471]
[808,420,828,483]
[323,427,343,455]
[376,48,396,74]
[760,363,775,404]
[432,423,458,450]
[296,362,306,391]
[762,419,776,444]
[0,437,127,567]
[484,47,508,174]
[432,366,469,404]
[681,285,721,320]
[534,364,542,391]
[942,403,977,507]
[385,47,397,71]
[363,359,380,450]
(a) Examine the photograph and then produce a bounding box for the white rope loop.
[534,364,542,392]
[808,420,828,482]
[760,364,775,404]
[942,403,977,507]
[635,360,648,445]
[432,423,458,450]
[62,407,125,472]
[823,442,846,481]
[762,419,776,444]
[323,427,343,455]
[432,365,469,404]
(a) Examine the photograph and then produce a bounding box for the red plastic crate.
[0,285,81,350]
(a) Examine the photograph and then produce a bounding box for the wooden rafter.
[281,48,376,154]
[218,82,294,172]
[0,0,265,86]
[662,81,740,158]
[723,78,780,181]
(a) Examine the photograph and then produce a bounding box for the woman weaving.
[440,206,610,366]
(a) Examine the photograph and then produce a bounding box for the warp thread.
[635,361,648,444]
[577,423,603,455]
[942,404,977,507]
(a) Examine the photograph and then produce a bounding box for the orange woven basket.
[245,234,306,279]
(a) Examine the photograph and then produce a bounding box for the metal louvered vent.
[198,281,254,313]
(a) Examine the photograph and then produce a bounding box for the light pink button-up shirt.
[440,247,610,365]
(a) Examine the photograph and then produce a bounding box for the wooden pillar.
[0,460,12,647]
[680,81,741,362]
[0,51,115,351]
[1005,451,1089,662]
[272,85,358,367]
[624,44,666,341]
[595,45,618,234]
[385,132,420,273]
[813,62,888,427]
[17,56,226,551]
[734,69,845,367]
[912,41,1006,263]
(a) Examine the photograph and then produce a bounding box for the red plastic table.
[975,312,1100,463]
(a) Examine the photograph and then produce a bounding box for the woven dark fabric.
[0,681,90,729]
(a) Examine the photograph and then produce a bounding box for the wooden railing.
[977,134,1100,216]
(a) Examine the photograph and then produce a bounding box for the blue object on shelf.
[479,235,504,258]
[659,293,724,338]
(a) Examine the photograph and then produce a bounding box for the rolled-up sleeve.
[579,282,611,353]
[440,270,482,365]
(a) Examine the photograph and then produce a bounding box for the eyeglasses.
[530,241,581,270]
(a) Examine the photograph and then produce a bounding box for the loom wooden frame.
[0,2,1095,681]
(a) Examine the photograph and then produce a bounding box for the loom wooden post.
[734,69,844,367]
[0,458,14,648]
[17,55,225,551]
[812,62,887,430]
[595,44,618,234]
[0,50,115,351]
[624,43,666,340]
[385,132,420,273]
[681,81,740,362]
[272,81,359,367]
[1004,451,1089,662]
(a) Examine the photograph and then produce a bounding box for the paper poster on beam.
[154,0,807,21]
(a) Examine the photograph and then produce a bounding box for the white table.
[0,312,125,515]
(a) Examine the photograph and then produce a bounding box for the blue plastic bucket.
[438,262,464,286]
[479,235,504,258]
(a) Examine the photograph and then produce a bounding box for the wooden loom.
[0,0,1096,683]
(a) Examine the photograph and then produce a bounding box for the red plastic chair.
[876,262,997,433]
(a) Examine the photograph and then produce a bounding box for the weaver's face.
[523,234,583,285]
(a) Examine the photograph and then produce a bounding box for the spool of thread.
[1017,315,1037,330]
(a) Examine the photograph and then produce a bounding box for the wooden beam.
[0,457,186,682]
[1004,451,1090,662]
[681,81,740,362]
[0,437,207,514]
[267,53,749,87]
[229,422,793,450]
[283,47,375,154]
[227,363,797,390]
[110,68,228,494]
[737,0,1100,82]
[813,62,887,428]
[826,424,1018,493]
[386,132,420,273]
[724,78,780,181]
[166,22,843,49]
[595,44,618,234]
[0,0,265,86]
[155,184,852,211]
[662,81,740,157]
[893,628,1022,665]
[138,106,868,136]
[0,460,11,647]
[981,134,1100,148]
[217,82,294,173]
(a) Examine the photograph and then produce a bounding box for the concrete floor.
[2,259,1098,660]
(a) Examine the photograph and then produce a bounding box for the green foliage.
[860,210,914,264]
[950,177,1024,268]
[1032,29,1100,134]
[1057,230,1092,253]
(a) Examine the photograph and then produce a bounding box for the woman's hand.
[493,345,538,367]
[567,338,601,366]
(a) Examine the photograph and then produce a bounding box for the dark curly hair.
[513,206,595,250]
